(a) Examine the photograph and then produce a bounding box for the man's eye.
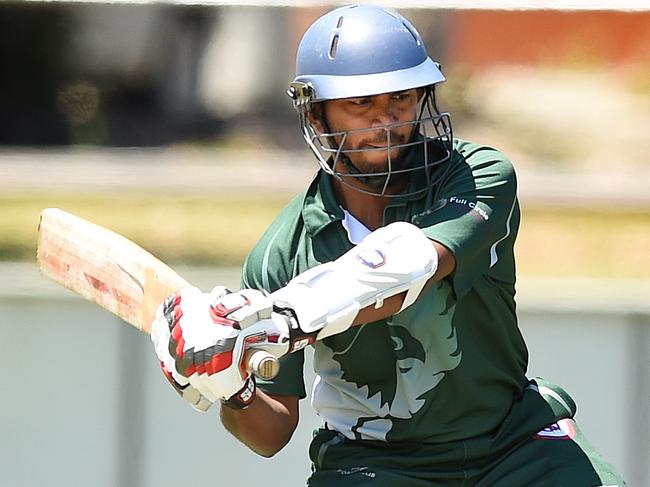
[392,93,412,101]
[350,98,370,106]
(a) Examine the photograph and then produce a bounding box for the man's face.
[313,89,422,178]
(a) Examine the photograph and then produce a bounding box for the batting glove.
[151,286,291,411]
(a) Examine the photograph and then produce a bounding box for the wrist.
[221,376,257,410]
[273,305,318,353]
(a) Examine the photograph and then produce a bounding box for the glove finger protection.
[151,290,213,411]
[168,287,250,407]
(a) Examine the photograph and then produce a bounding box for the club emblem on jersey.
[316,281,462,442]
[357,249,385,269]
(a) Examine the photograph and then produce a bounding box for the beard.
[335,130,414,190]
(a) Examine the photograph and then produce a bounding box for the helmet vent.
[336,16,344,28]
[329,34,340,60]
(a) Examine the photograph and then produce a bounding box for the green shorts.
[306,380,626,487]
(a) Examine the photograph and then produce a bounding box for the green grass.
[2,192,649,280]
[0,192,293,266]
[517,207,650,280]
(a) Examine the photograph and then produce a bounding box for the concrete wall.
[1,264,647,486]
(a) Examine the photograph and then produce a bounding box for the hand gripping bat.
[36,208,280,381]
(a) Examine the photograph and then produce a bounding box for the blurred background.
[0,1,648,486]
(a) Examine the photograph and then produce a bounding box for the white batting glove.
[151,286,291,411]
[151,288,214,411]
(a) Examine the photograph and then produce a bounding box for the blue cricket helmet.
[292,4,445,103]
[288,5,453,197]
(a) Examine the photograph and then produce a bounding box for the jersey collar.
[302,171,345,237]
[302,139,452,236]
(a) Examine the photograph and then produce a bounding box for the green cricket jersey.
[241,139,528,444]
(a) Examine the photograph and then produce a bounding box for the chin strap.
[270,222,438,352]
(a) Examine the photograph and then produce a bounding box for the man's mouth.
[366,140,400,148]
[365,136,404,149]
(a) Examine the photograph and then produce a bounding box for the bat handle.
[246,349,280,381]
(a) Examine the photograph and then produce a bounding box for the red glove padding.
[163,290,241,378]
[152,286,281,410]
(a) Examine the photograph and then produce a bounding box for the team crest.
[313,281,461,442]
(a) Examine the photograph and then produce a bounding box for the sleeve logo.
[449,196,489,221]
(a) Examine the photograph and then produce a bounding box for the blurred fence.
[2,147,649,208]
[1,263,648,486]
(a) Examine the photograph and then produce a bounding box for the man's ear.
[308,103,326,133]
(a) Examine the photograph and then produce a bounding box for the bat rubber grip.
[246,350,280,381]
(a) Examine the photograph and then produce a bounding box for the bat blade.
[36,208,279,380]
[37,207,187,333]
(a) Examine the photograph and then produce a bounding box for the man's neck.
[333,179,391,231]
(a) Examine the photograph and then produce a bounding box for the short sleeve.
[419,143,520,298]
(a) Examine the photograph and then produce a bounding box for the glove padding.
[151,286,290,411]
[151,288,214,411]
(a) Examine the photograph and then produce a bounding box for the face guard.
[289,83,452,197]
[288,5,454,197]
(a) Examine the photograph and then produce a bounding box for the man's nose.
[369,97,399,127]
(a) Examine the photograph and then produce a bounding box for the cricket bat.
[36,207,279,380]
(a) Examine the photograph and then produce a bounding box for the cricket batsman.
[150,5,626,485]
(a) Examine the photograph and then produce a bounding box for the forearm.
[220,391,299,458]
[352,240,455,326]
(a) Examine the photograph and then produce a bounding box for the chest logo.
[315,282,461,441]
